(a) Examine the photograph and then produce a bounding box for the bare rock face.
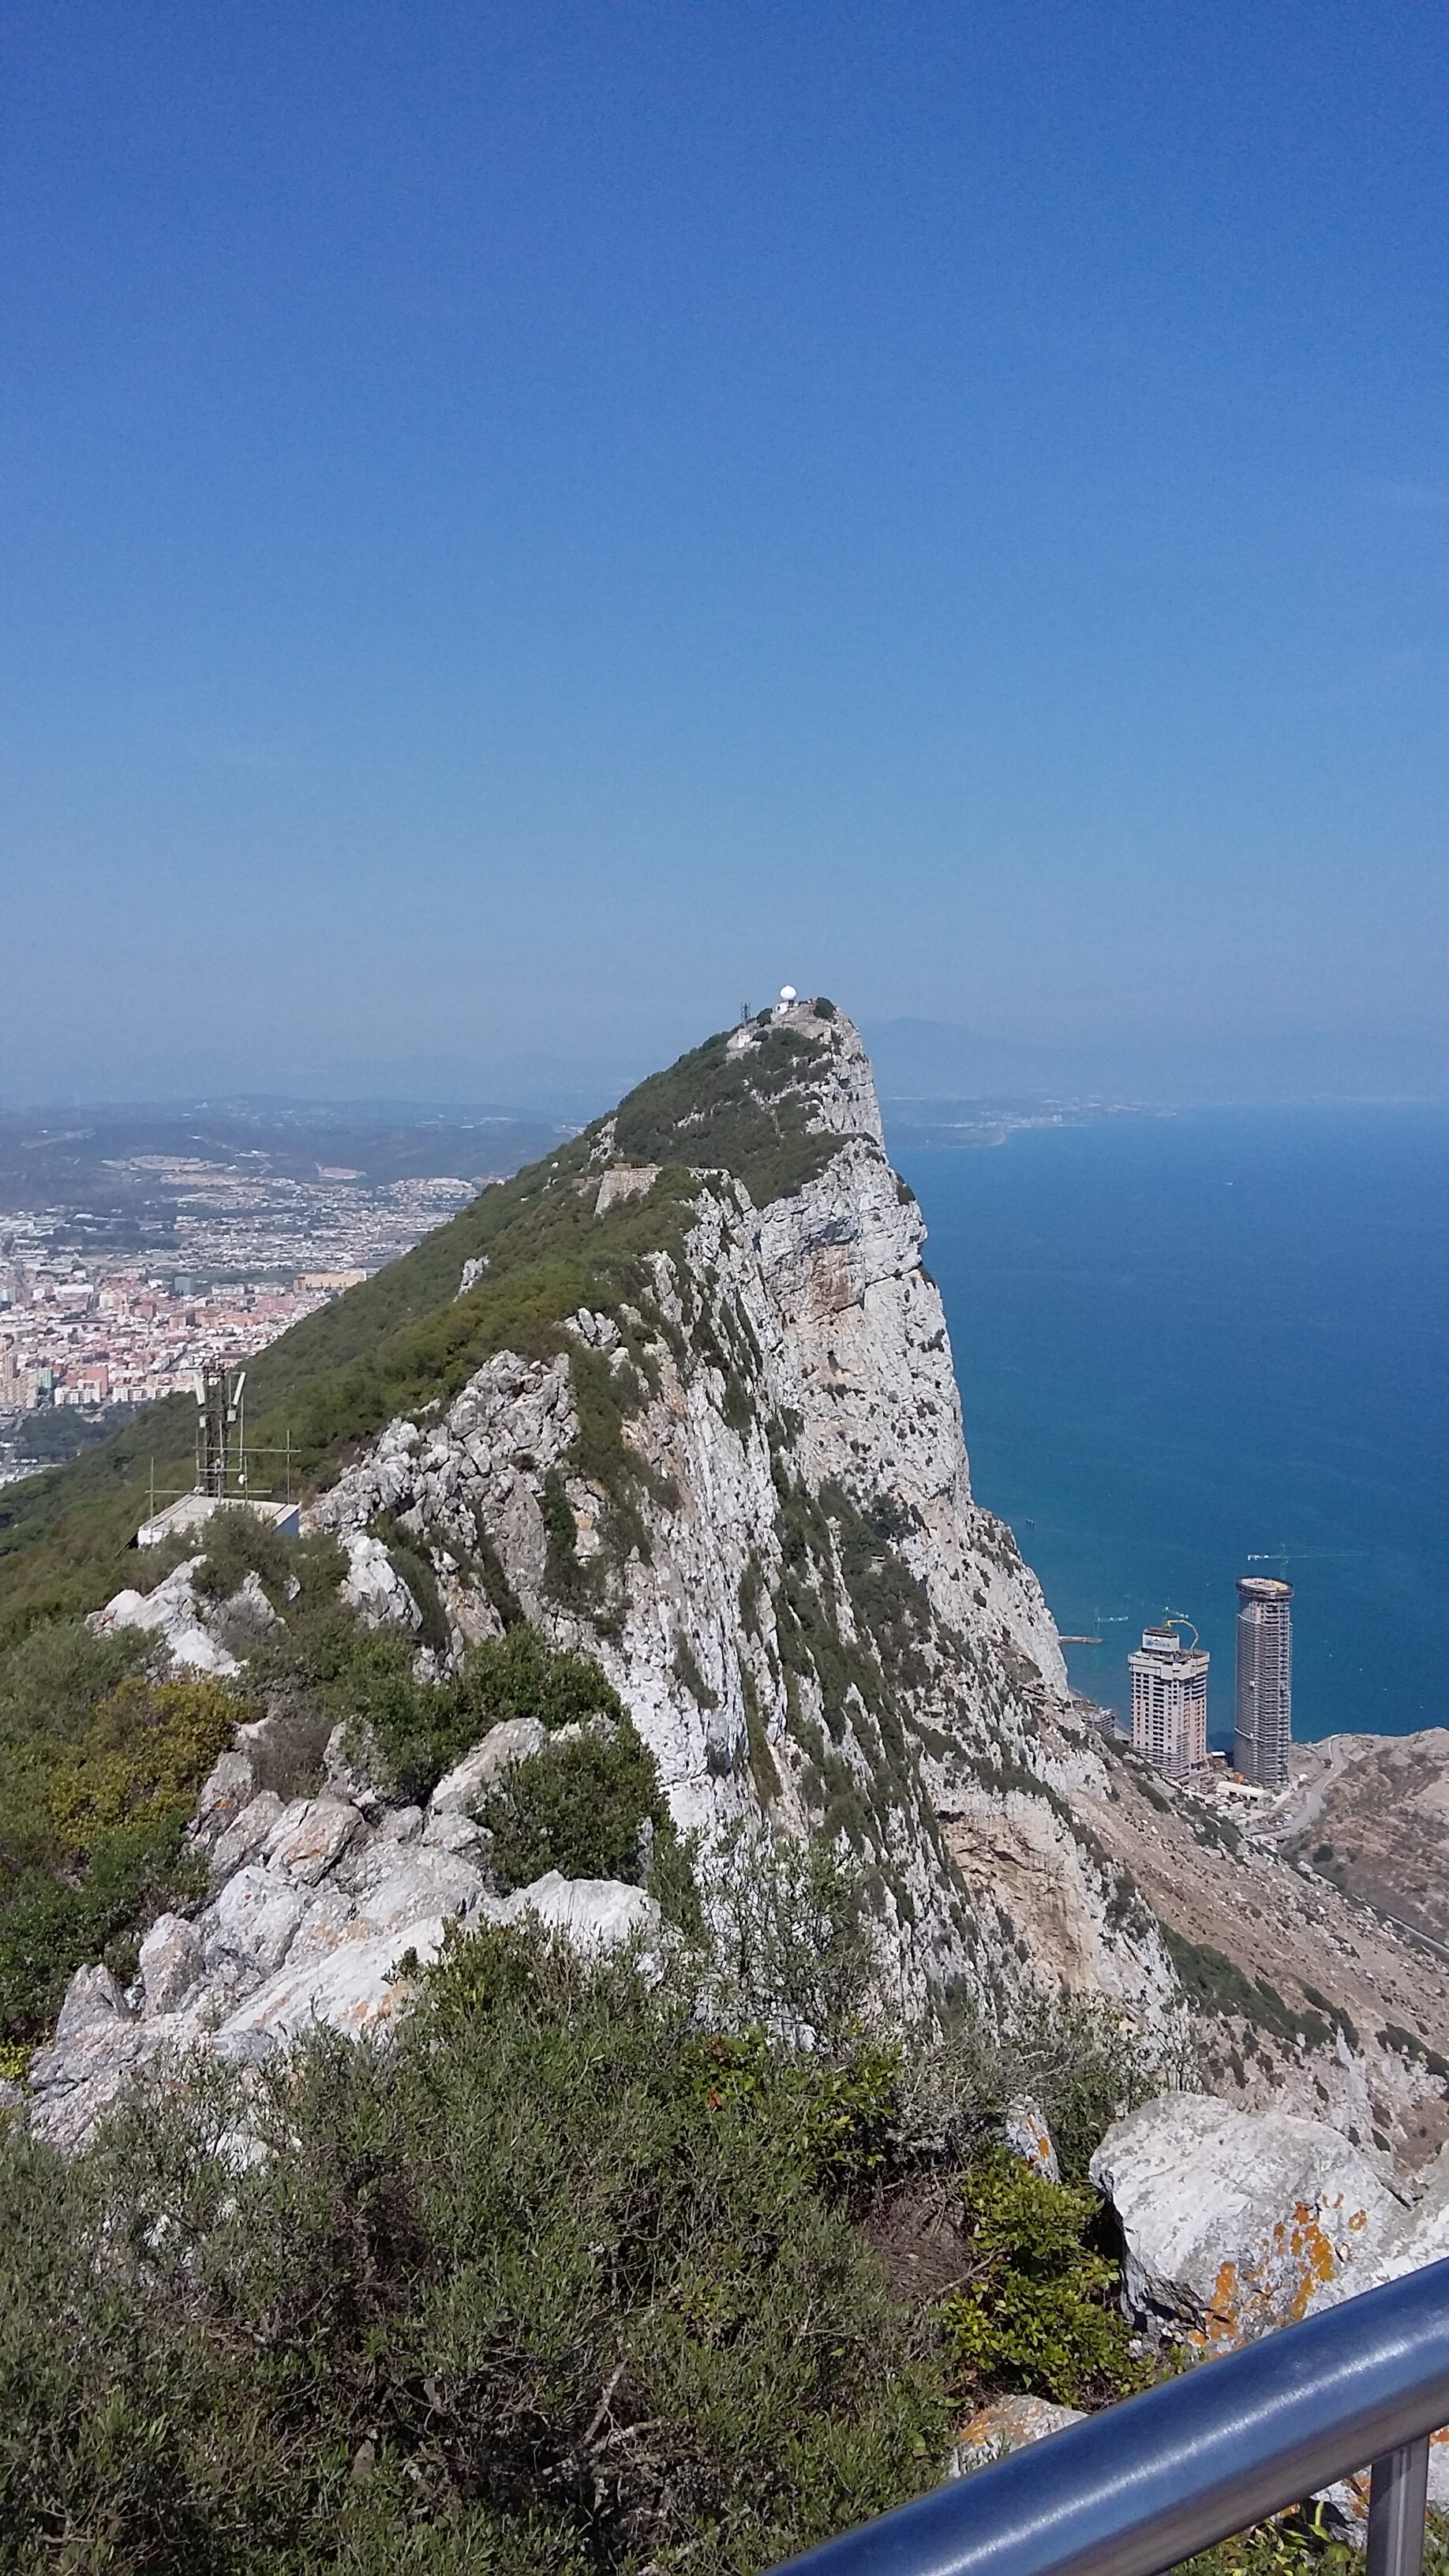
[208,1792,285,1881]
[494,1870,658,1953]
[340,1531,420,1631]
[139,1915,204,2015]
[1090,2094,1404,2348]
[306,1004,1175,2038]
[90,1559,240,1678]
[54,1964,129,2039]
[429,1718,549,1813]
[1093,2090,1449,2512]
[1275,1730,1449,1952]
[26,1794,658,2155]
[262,1795,364,1886]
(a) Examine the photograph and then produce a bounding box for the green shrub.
[1163,1928,1330,2049]
[0,1923,949,2574]
[192,1503,296,1607]
[242,1611,624,1809]
[363,1623,624,1805]
[702,1822,877,2050]
[0,1638,238,2039]
[477,1718,689,1906]
[0,1815,209,2039]
[941,2146,1147,2407]
[44,1676,238,1853]
[671,1630,719,1709]
[679,2026,902,2200]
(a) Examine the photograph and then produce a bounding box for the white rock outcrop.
[340,1530,420,1631]
[429,1717,549,1812]
[26,1725,661,2154]
[1093,2091,1449,2513]
[91,1559,240,1677]
[1090,2094,1405,2347]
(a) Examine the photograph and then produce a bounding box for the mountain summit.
[299,994,1166,2021]
[7,1003,1449,2185]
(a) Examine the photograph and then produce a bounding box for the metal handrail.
[772,2256,1449,2576]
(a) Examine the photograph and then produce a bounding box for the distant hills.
[863,1018,1449,1109]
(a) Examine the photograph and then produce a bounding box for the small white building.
[136,1492,300,1548]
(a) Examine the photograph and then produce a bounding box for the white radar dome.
[779,984,797,1003]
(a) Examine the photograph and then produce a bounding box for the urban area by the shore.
[0,1159,485,1476]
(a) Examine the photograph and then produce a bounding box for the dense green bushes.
[477,1717,683,1897]
[0,1621,237,2039]
[0,1888,1173,2574]
[940,2147,1146,2406]
[0,1924,949,2574]
[316,1619,625,1807]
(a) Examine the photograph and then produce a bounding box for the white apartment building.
[1129,1620,1210,1780]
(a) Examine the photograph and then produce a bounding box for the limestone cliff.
[26,1000,1449,2178]
[301,1001,1177,2031]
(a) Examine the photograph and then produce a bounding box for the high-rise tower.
[1129,1619,1210,1780]
[1234,1576,1294,1786]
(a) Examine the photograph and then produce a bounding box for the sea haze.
[891,1106,1449,1746]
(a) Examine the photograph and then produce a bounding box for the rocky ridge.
[301,1001,1179,2031]
[27,1002,1185,2142]
[21,1002,1447,2188]
[28,1694,657,2151]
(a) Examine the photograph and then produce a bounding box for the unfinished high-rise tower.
[1234,1575,1294,1787]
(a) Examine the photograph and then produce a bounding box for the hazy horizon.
[2,1013,1446,1121]
[6,1009,1433,1123]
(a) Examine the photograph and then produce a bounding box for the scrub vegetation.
[0,1020,838,1645]
[0,1837,1172,2575]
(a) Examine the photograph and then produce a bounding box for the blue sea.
[891,1108,1449,1747]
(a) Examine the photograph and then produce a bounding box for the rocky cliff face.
[298,1002,1178,2031]
[22,1002,1185,2147]
[31,1002,1444,2178]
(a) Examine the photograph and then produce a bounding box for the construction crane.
[1156,1608,1201,1649]
[1248,1546,1364,1579]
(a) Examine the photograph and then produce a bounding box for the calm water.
[892,1108,1449,1745]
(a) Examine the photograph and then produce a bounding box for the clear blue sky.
[3,2,1447,1103]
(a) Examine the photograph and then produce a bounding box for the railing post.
[1366,2437,1432,2576]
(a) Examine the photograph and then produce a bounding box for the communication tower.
[195,1366,246,1498]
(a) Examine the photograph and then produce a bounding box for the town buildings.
[1234,1574,1294,1788]
[0,1261,335,1415]
[0,1169,477,1439]
[1129,1619,1210,1779]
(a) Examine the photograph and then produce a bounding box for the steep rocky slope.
[9,1001,1447,2178]
[1069,1735,1449,2170]
[1270,1730,1449,1949]
[299,1002,1178,2031]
